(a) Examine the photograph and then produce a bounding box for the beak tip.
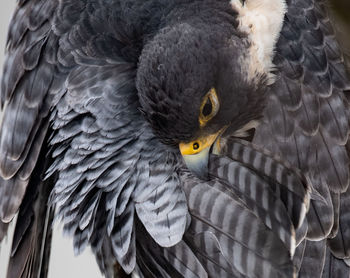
[182,148,210,180]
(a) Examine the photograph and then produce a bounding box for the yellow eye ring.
[199,88,219,127]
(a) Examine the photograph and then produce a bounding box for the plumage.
[328,185,350,259]
[322,248,350,278]
[298,240,327,278]
[181,169,298,278]
[0,0,350,277]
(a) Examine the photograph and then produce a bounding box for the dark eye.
[202,98,212,117]
[193,142,200,150]
[199,88,219,127]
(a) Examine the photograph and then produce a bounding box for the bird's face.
[137,24,267,179]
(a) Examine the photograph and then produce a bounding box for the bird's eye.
[199,88,219,127]
[202,98,212,117]
[193,142,200,150]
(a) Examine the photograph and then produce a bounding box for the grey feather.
[0,221,9,241]
[209,155,302,255]
[222,139,310,228]
[48,61,188,273]
[328,192,340,239]
[135,171,188,247]
[299,240,327,278]
[254,0,350,242]
[162,241,208,278]
[328,184,350,259]
[290,85,319,136]
[1,0,350,277]
[183,176,295,278]
[293,240,306,273]
[322,248,350,278]
[0,0,59,227]
[0,176,28,223]
[110,201,134,261]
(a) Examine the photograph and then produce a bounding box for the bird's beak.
[179,128,225,180]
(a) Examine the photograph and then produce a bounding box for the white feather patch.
[231,0,287,84]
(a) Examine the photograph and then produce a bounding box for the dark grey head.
[136,22,267,178]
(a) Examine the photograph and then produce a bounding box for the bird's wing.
[298,240,327,277]
[322,248,350,278]
[48,63,188,274]
[134,139,311,278]
[0,0,189,276]
[328,185,350,258]
[0,1,59,276]
[0,0,58,224]
[253,0,350,274]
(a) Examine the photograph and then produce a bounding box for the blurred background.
[0,2,103,277]
[330,0,350,69]
[0,0,348,277]
[331,0,350,28]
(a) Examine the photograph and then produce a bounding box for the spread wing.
[0,0,188,276]
[253,0,350,274]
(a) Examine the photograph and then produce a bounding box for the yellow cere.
[179,132,220,156]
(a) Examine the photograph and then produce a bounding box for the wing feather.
[183,176,295,278]
[328,185,350,259]
[49,62,188,274]
[1,1,190,276]
[0,0,59,226]
[298,240,327,278]
[253,1,350,275]
[322,248,350,278]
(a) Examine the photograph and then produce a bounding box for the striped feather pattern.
[1,1,190,275]
[254,0,350,200]
[135,144,311,277]
[1,0,350,277]
[222,138,310,228]
[48,62,188,273]
[161,240,208,278]
[253,0,350,275]
[182,176,295,278]
[0,0,58,224]
[135,220,207,278]
[210,156,300,255]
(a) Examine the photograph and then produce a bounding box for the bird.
[0,0,349,277]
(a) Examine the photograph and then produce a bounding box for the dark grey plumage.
[298,240,327,278]
[134,139,311,277]
[0,0,349,277]
[328,185,350,259]
[253,0,350,275]
[322,248,350,278]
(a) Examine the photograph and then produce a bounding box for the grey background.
[0,1,103,277]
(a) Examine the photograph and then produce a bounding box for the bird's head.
[137,23,268,179]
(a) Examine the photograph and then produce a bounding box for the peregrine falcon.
[0,0,349,277]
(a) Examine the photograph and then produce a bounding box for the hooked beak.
[181,146,211,180]
[179,128,225,180]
